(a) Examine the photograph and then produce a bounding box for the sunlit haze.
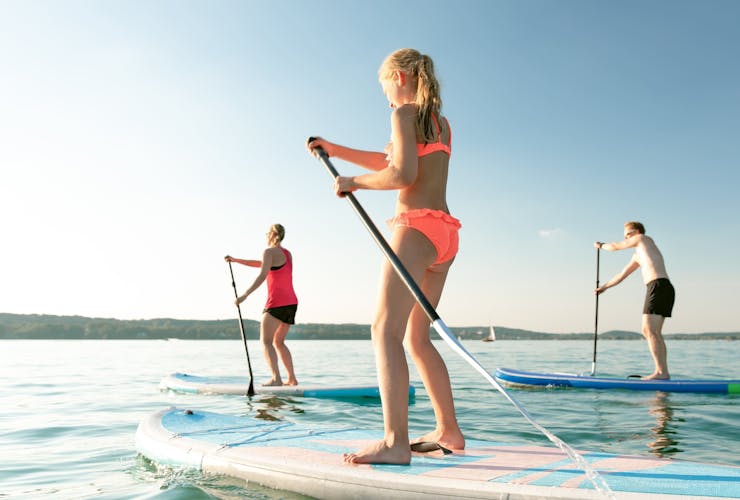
[2,0,739,333]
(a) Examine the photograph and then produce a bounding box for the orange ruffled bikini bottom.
[389,209,462,265]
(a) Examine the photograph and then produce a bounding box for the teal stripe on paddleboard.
[141,408,740,498]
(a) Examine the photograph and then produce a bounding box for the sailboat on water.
[482,325,496,342]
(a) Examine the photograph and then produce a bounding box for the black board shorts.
[643,278,675,317]
[264,304,298,325]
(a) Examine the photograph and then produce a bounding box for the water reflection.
[248,395,305,421]
[647,391,683,457]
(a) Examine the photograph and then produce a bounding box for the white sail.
[483,325,496,342]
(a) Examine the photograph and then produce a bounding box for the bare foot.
[284,378,298,386]
[262,379,283,386]
[343,439,411,465]
[643,372,670,381]
[412,429,465,451]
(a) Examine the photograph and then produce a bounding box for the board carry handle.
[307,137,614,499]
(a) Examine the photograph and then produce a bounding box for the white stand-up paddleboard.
[136,407,740,500]
[159,372,415,399]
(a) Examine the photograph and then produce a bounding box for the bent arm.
[596,234,640,252]
[597,256,639,294]
[225,255,261,268]
[330,145,389,172]
[235,249,273,303]
[307,138,388,172]
[338,105,418,192]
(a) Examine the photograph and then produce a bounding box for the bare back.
[395,116,451,215]
[633,235,669,284]
[265,245,287,268]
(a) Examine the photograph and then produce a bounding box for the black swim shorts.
[643,278,675,317]
[264,304,298,324]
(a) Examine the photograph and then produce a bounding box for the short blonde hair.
[624,221,645,234]
[268,223,285,242]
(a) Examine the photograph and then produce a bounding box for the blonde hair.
[624,221,645,234]
[379,48,443,143]
[268,223,285,243]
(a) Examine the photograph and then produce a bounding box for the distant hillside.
[0,313,738,340]
[0,313,368,340]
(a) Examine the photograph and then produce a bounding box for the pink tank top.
[265,248,298,309]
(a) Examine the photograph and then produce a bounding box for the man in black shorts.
[595,222,675,380]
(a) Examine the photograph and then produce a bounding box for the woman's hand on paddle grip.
[307,136,333,157]
[334,176,356,197]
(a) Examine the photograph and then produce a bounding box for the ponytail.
[415,54,443,143]
[379,49,444,143]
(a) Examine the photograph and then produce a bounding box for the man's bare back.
[631,234,669,284]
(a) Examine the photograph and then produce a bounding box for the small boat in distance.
[483,325,496,342]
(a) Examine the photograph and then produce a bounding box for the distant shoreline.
[1,313,738,341]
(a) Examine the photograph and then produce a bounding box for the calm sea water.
[1,338,738,499]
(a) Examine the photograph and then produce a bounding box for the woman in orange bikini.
[225,224,298,387]
[307,48,464,464]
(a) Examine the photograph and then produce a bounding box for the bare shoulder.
[391,105,418,145]
[267,246,288,263]
[634,234,655,246]
[262,247,279,261]
[640,234,660,250]
[623,233,643,248]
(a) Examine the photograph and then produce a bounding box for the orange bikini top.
[417,114,451,157]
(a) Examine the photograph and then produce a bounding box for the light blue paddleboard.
[160,372,415,399]
[136,407,740,499]
[495,367,740,394]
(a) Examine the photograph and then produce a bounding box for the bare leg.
[343,228,434,465]
[641,313,670,380]
[273,322,298,385]
[260,312,283,386]
[405,260,465,450]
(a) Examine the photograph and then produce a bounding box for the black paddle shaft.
[228,261,255,396]
[307,138,440,323]
[592,247,600,372]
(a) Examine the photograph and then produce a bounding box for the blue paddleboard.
[495,367,740,394]
[136,407,740,499]
[159,372,415,399]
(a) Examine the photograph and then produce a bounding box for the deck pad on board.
[159,372,415,399]
[136,407,740,500]
[495,367,740,394]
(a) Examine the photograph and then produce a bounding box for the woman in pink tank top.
[225,223,298,386]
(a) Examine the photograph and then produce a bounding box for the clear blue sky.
[2,0,739,333]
